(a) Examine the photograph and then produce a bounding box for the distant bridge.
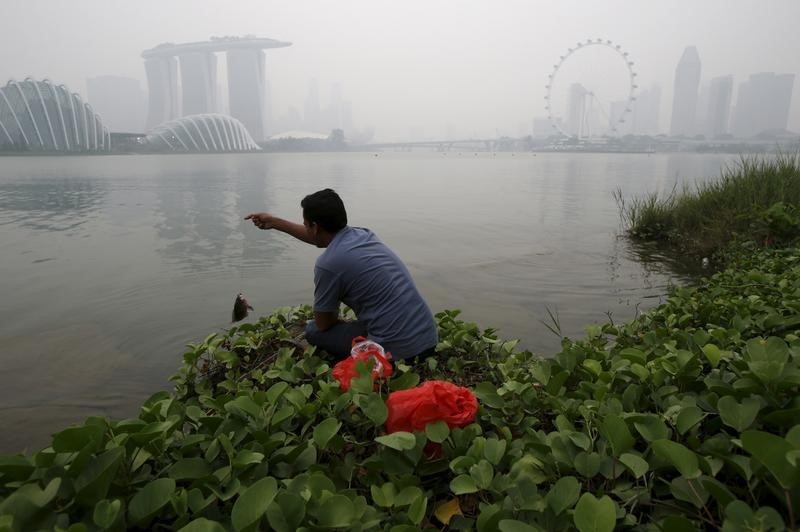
[364,138,512,152]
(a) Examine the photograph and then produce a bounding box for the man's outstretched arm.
[245,212,314,245]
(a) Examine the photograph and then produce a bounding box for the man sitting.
[245,188,437,362]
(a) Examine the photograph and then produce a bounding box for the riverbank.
[618,152,800,263]
[1,243,799,530]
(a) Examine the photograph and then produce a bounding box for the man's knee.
[304,321,321,345]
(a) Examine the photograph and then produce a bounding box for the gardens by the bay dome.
[0,77,110,152]
[145,114,260,152]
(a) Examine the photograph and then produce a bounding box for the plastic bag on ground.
[385,380,478,433]
[332,336,393,391]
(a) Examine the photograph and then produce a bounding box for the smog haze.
[2,0,799,141]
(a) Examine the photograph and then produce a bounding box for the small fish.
[232,293,254,322]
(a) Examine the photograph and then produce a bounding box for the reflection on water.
[0,179,107,233]
[624,238,711,281]
[0,151,739,452]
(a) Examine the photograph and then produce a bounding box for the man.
[245,188,437,362]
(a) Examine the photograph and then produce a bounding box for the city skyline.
[3,1,800,142]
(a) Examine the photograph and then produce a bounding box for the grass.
[616,152,800,259]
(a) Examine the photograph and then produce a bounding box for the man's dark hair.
[301,188,347,233]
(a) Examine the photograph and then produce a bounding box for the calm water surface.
[0,151,737,452]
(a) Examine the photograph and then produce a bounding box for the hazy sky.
[2,0,799,141]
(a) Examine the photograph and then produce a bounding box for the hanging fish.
[232,293,254,322]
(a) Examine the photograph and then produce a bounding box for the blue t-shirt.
[313,226,438,359]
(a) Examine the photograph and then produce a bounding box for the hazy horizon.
[2,0,799,142]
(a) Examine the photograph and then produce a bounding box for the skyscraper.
[179,52,217,116]
[669,46,701,136]
[227,48,268,141]
[633,85,661,135]
[304,79,321,133]
[142,37,291,138]
[731,72,795,138]
[566,83,588,137]
[86,75,147,132]
[705,75,733,138]
[144,56,180,129]
[327,82,343,131]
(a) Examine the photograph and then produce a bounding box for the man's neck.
[319,226,345,248]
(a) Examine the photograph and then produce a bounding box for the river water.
[0,151,737,452]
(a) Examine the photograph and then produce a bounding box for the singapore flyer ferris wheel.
[544,39,639,140]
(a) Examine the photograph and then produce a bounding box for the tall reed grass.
[617,152,800,257]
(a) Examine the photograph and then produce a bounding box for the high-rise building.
[86,75,147,132]
[179,52,217,116]
[304,79,321,133]
[670,46,701,136]
[342,101,354,135]
[704,75,733,138]
[731,72,795,138]
[566,83,588,137]
[328,82,343,131]
[695,85,709,137]
[142,37,291,139]
[144,56,179,129]
[633,85,661,135]
[227,48,268,141]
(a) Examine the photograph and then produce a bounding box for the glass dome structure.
[145,114,260,152]
[0,77,110,152]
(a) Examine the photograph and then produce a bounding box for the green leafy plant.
[1,247,800,530]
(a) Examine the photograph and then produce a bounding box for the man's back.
[314,226,437,358]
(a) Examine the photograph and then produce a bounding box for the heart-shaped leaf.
[741,430,799,489]
[546,476,580,515]
[676,406,705,434]
[600,414,634,457]
[128,478,176,526]
[93,499,121,529]
[450,474,479,494]
[360,393,388,425]
[573,493,616,532]
[483,438,507,465]
[619,453,649,479]
[231,477,278,532]
[313,418,341,450]
[652,439,701,478]
[265,492,306,532]
[316,495,354,528]
[717,396,760,432]
[74,447,125,505]
[425,420,450,443]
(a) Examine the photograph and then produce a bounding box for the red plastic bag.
[385,380,478,433]
[332,337,393,391]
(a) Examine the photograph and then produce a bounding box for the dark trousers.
[305,320,368,361]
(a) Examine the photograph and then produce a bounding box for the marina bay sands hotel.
[142,36,291,140]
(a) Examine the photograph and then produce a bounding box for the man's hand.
[245,212,276,230]
[244,212,315,245]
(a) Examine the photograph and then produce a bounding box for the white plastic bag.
[350,336,390,376]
